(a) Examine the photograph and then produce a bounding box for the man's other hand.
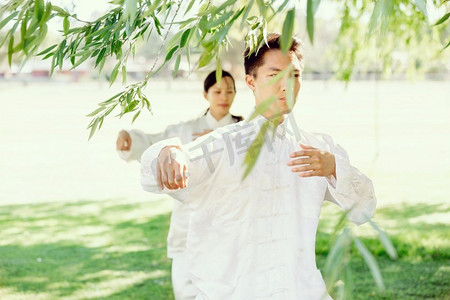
[287,144,336,178]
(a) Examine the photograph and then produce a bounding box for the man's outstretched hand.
[287,144,336,178]
[157,146,188,190]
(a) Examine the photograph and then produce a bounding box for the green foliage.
[320,210,402,299]
[2,0,447,133]
[306,0,321,43]
[330,0,449,80]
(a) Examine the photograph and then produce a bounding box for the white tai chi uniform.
[118,111,241,300]
[141,113,377,300]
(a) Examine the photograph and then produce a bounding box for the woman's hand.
[116,130,132,151]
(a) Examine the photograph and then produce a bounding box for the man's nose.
[279,76,288,92]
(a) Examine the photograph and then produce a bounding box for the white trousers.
[172,253,197,300]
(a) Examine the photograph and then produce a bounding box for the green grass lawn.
[0,198,448,300]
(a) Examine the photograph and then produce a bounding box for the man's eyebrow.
[267,67,301,73]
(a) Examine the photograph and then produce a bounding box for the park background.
[1,0,449,299]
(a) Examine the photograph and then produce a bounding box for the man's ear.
[203,91,208,101]
[245,74,255,91]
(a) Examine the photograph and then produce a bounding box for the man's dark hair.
[203,70,236,93]
[244,33,303,77]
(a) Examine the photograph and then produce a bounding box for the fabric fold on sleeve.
[117,129,153,162]
[323,136,377,226]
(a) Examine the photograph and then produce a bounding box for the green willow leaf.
[286,75,294,110]
[198,48,215,68]
[184,0,196,16]
[164,45,179,62]
[0,11,19,31]
[124,0,138,24]
[122,65,127,84]
[281,8,294,53]
[51,5,69,16]
[180,28,191,48]
[249,95,277,120]
[71,52,90,69]
[434,12,450,26]
[306,0,314,43]
[354,237,385,291]
[242,120,270,180]
[63,16,69,35]
[272,0,290,16]
[88,117,100,140]
[109,62,120,85]
[166,30,184,50]
[368,220,398,259]
[209,11,234,28]
[240,0,255,28]
[95,48,106,67]
[34,0,44,21]
[86,106,106,117]
[20,16,27,52]
[36,44,57,56]
[57,39,66,70]
[215,58,222,86]
[173,53,181,77]
[132,110,141,123]
[8,35,14,66]
[266,64,293,86]
[443,40,450,50]
[40,2,52,26]
[343,264,353,300]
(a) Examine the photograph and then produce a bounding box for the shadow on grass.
[0,200,448,299]
[315,202,450,299]
[0,199,174,299]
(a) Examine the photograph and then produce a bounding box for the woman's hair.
[203,70,236,93]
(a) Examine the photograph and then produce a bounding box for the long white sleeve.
[140,128,235,202]
[140,137,183,194]
[321,134,377,225]
[117,129,153,162]
[117,122,196,163]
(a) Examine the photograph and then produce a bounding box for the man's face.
[245,49,302,120]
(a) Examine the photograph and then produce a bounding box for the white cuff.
[141,137,183,193]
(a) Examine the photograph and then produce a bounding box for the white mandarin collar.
[206,110,234,130]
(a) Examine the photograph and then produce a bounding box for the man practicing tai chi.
[141,33,376,299]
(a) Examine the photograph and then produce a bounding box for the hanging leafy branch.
[322,212,398,299]
[1,0,448,134]
[330,0,449,80]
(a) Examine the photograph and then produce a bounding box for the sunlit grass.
[0,198,449,299]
